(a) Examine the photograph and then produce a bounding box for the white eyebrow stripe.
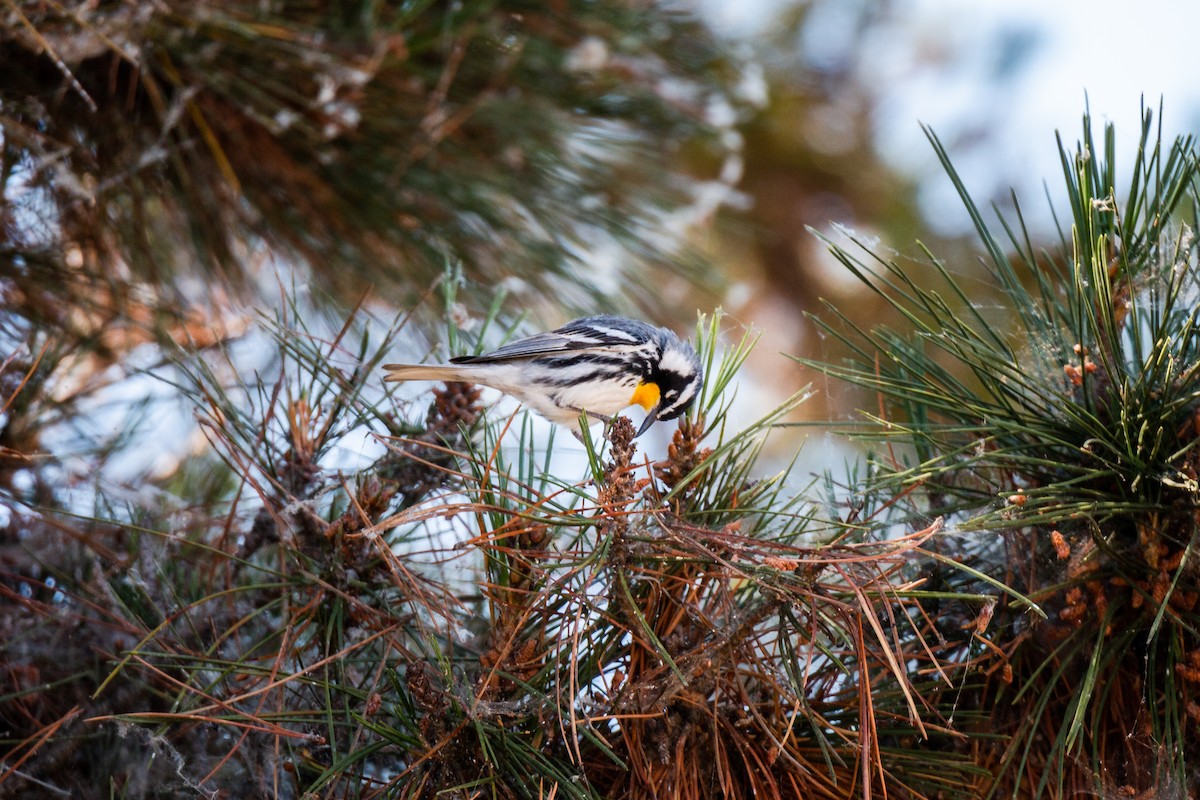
[658,346,696,376]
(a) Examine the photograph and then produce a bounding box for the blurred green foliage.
[2,0,746,322]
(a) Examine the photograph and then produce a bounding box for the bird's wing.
[449,332,599,364]
[449,317,653,365]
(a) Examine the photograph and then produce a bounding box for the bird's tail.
[382,363,475,384]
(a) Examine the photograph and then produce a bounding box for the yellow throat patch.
[629,381,660,411]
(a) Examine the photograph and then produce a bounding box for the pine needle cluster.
[0,303,984,797]
[806,105,1200,797]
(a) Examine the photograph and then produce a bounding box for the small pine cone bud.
[429,381,482,431]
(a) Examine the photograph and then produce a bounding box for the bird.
[383,315,703,438]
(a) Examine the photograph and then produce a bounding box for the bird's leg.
[564,405,611,442]
[564,407,614,424]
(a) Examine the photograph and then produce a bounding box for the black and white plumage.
[383,315,703,437]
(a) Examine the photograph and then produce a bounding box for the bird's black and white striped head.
[650,335,703,421]
[631,328,703,436]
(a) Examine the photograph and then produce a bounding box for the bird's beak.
[636,404,660,437]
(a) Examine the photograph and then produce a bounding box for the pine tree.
[808,107,1200,797]
[2,0,745,322]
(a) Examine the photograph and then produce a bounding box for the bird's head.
[632,334,704,436]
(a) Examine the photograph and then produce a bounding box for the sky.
[702,0,1200,234]
[871,0,1200,234]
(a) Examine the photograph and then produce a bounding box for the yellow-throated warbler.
[383,315,703,437]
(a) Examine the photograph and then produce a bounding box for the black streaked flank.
[533,367,630,389]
